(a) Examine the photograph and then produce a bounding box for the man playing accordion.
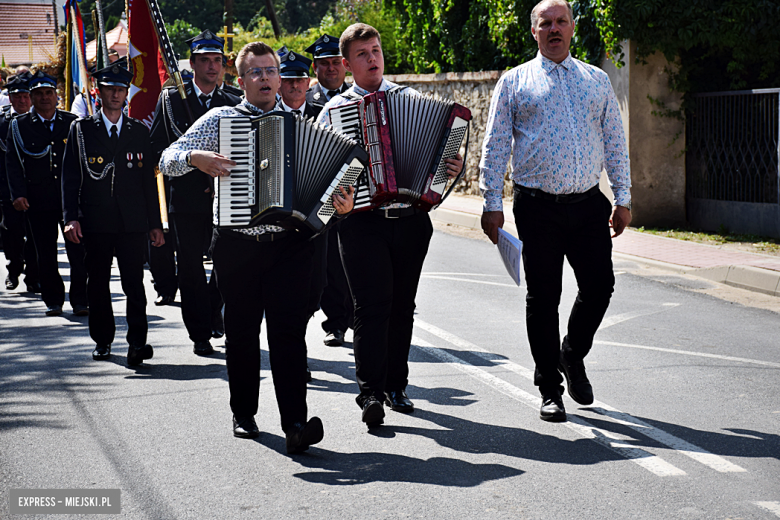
[159,41,354,454]
[316,23,464,428]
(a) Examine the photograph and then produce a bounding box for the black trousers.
[83,232,148,346]
[1,202,39,284]
[306,232,327,319]
[25,210,87,308]
[320,224,354,333]
[148,230,177,299]
[170,213,220,343]
[338,211,433,398]
[213,232,313,431]
[513,188,616,395]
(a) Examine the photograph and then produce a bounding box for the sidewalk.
[430,194,780,297]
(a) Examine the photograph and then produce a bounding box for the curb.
[431,207,780,297]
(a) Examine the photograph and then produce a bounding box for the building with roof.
[0,0,59,67]
[85,21,127,61]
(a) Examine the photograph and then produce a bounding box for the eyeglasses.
[242,67,279,79]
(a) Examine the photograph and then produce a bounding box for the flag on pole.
[127,0,163,128]
[63,0,93,114]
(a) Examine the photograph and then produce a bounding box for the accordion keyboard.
[216,118,256,227]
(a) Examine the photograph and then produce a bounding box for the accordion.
[215,111,368,233]
[329,88,472,211]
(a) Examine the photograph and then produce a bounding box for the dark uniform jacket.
[0,107,18,203]
[62,112,161,234]
[149,81,241,214]
[221,83,243,98]
[6,109,77,213]
[305,82,350,113]
[274,99,321,120]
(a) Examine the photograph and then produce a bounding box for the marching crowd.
[1,0,631,456]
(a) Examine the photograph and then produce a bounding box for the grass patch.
[633,226,780,255]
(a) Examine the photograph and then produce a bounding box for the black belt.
[514,184,601,204]
[370,207,421,219]
[218,229,290,242]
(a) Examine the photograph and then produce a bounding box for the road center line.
[420,275,520,288]
[755,502,780,517]
[594,340,780,368]
[415,319,747,474]
[412,336,686,477]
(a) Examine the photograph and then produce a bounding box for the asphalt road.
[1,228,779,519]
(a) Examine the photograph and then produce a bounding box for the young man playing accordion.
[159,41,354,454]
[316,24,464,427]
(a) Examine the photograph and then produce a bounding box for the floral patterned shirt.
[479,52,631,212]
[158,99,285,235]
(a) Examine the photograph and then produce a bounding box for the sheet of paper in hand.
[497,228,523,286]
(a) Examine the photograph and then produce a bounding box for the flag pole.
[94,0,110,66]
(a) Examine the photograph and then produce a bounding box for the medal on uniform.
[127,153,133,161]
[138,161,143,167]
[127,162,133,168]
[138,153,143,160]
[97,157,104,164]
[89,157,95,164]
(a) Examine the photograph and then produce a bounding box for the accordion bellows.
[330,88,472,211]
[215,112,368,232]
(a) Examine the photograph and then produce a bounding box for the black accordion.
[215,111,368,233]
[329,88,471,211]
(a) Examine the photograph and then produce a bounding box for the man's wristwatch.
[185,151,192,167]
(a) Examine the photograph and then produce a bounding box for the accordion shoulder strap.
[232,105,255,116]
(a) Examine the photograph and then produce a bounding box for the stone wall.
[384,71,510,198]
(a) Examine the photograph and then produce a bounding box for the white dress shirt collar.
[100,109,123,138]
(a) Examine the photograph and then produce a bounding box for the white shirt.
[280,100,307,113]
[100,109,123,138]
[192,81,216,108]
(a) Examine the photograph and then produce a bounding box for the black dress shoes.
[358,395,385,426]
[45,305,62,316]
[559,349,594,405]
[285,417,324,454]
[92,344,111,360]
[193,340,215,356]
[540,392,567,422]
[211,309,225,339]
[233,415,260,438]
[5,273,19,290]
[323,330,344,347]
[72,304,89,317]
[154,294,174,306]
[127,344,154,366]
[385,390,414,413]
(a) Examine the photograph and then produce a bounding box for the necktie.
[110,125,118,149]
[199,94,211,108]
[292,110,302,117]
[327,90,339,99]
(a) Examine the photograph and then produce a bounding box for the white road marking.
[412,336,686,477]
[415,319,747,474]
[420,275,520,288]
[598,304,680,330]
[755,502,780,517]
[594,340,780,368]
[422,272,506,277]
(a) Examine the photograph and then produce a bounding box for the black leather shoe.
[127,344,154,366]
[385,390,414,413]
[72,304,89,317]
[359,395,385,426]
[559,349,594,405]
[154,295,174,306]
[26,282,41,294]
[193,340,215,356]
[233,415,260,438]
[285,417,324,454]
[323,330,344,347]
[5,273,19,290]
[306,364,313,382]
[45,305,62,316]
[211,310,225,339]
[92,344,111,360]
[540,392,566,422]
